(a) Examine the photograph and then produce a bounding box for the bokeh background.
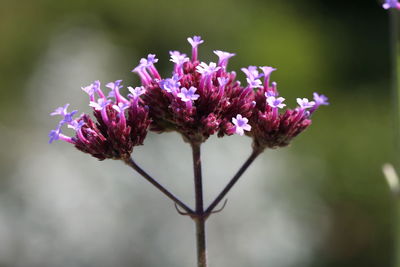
[0,0,395,266]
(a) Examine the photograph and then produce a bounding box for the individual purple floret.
[113,102,131,113]
[82,80,102,100]
[187,36,204,61]
[170,51,190,76]
[383,0,400,9]
[296,98,315,109]
[232,114,251,136]
[49,80,150,160]
[90,98,111,111]
[51,104,78,127]
[128,86,146,100]
[196,62,220,76]
[50,103,70,116]
[214,50,236,68]
[140,54,160,80]
[159,74,181,93]
[313,92,329,106]
[177,87,200,102]
[242,66,263,89]
[266,96,286,109]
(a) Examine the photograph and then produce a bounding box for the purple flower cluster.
[50,36,328,157]
[383,0,400,9]
[49,80,150,160]
[140,36,254,143]
[250,68,328,150]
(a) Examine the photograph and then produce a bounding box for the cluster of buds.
[49,80,150,160]
[49,36,328,158]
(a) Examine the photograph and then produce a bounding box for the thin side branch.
[205,148,262,215]
[124,157,194,214]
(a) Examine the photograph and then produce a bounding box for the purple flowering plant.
[49,36,328,267]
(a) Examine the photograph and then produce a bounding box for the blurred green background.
[0,0,395,266]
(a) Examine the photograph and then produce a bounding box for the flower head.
[50,80,150,160]
[246,66,328,150]
[50,36,328,156]
[383,0,400,9]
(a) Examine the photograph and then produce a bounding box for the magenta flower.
[383,0,400,9]
[49,80,150,160]
[249,66,328,150]
[48,36,329,267]
[50,36,328,154]
[139,36,254,143]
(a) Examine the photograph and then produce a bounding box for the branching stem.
[205,148,262,215]
[123,157,194,214]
